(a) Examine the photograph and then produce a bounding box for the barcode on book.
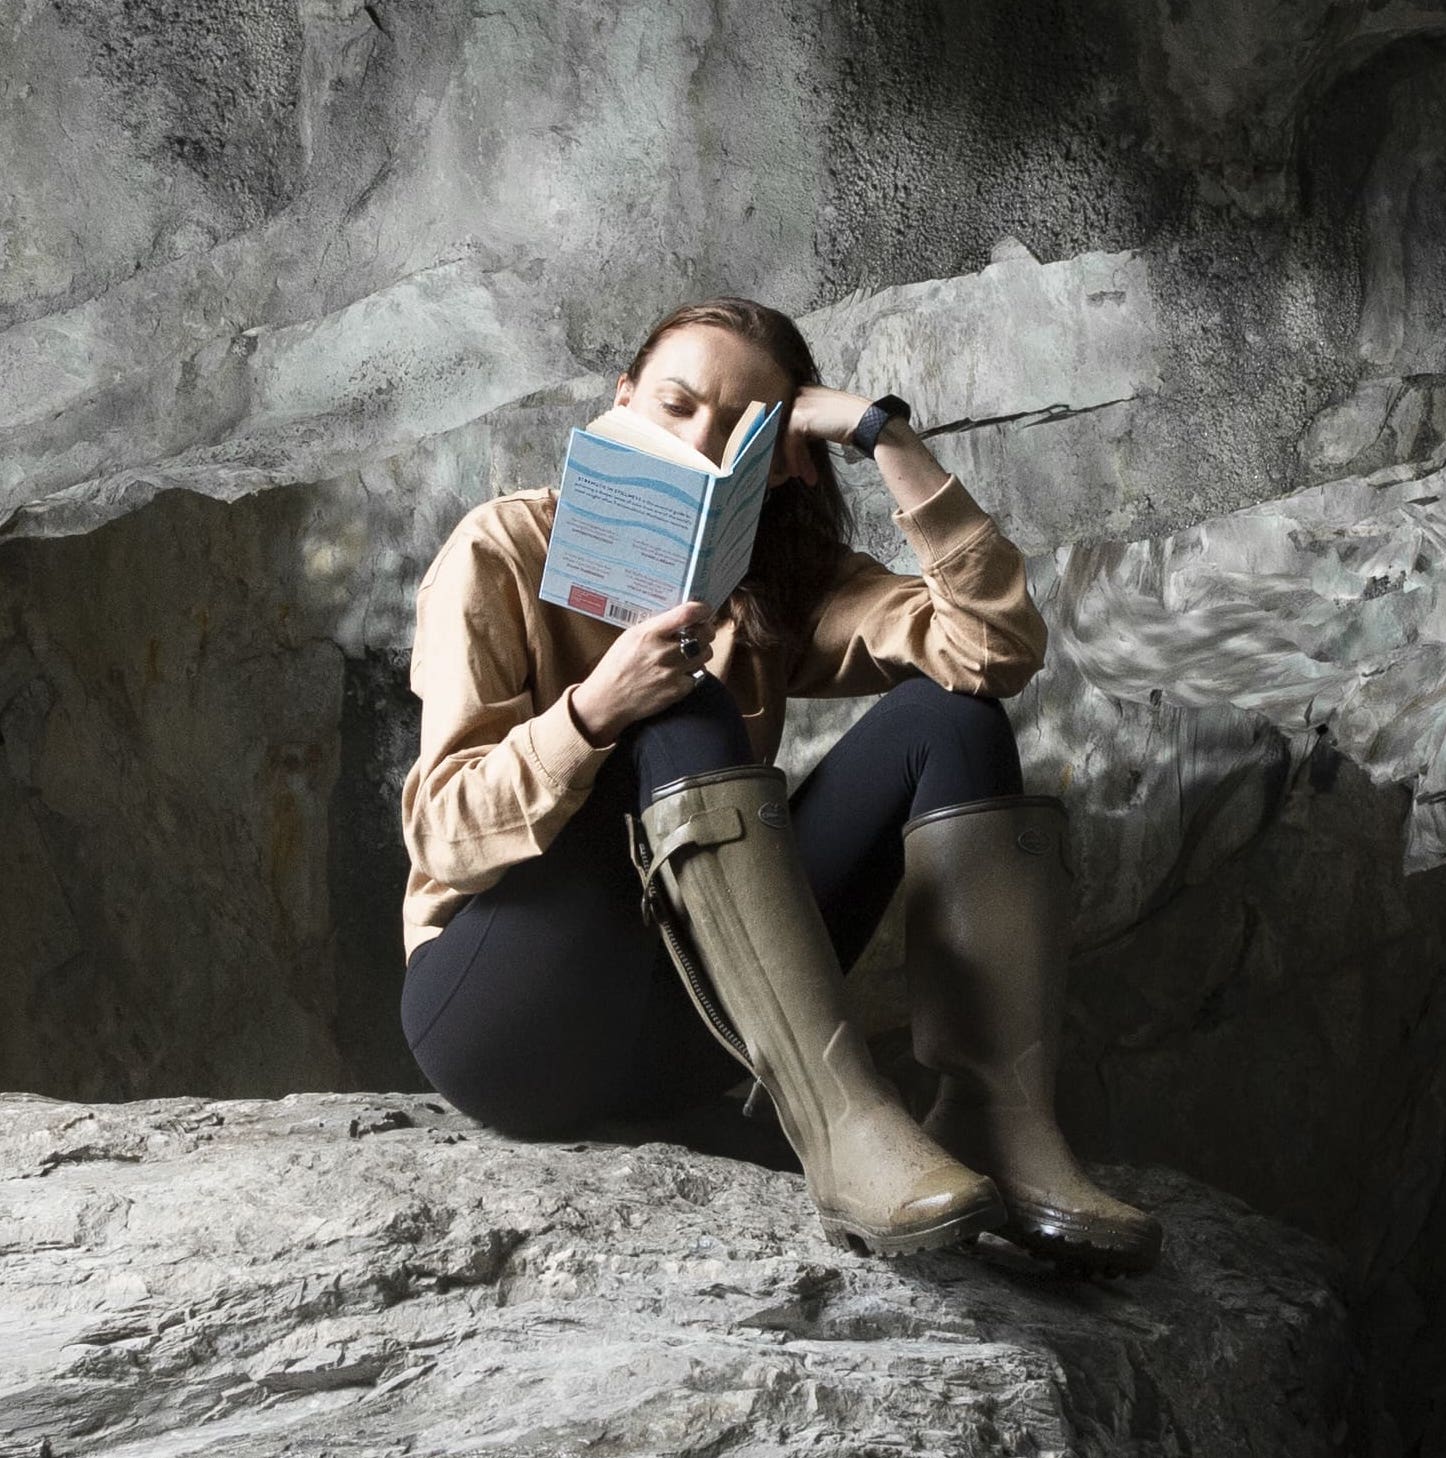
[606,602,648,626]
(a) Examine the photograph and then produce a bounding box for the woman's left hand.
[770,384,873,487]
[773,381,948,511]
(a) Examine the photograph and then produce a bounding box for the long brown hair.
[623,297,853,655]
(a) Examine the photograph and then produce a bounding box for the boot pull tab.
[627,807,745,921]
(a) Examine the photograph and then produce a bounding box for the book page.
[721,401,768,469]
[583,406,716,472]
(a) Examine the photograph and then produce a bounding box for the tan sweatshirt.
[400,476,1047,960]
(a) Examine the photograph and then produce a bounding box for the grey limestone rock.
[0,1091,1353,1458]
[0,257,583,542]
[1055,464,1446,873]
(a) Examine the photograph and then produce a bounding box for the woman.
[399,297,1160,1273]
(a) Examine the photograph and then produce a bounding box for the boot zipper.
[629,817,751,1067]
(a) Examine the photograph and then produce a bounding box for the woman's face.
[614,323,795,478]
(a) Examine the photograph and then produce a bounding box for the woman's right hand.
[570,600,717,746]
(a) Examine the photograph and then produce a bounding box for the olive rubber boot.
[903,796,1163,1276]
[629,765,1005,1256]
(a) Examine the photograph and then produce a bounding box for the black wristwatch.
[850,394,913,458]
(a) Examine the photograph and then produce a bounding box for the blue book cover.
[539,401,783,627]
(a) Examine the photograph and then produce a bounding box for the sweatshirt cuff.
[524,685,615,792]
[891,474,993,567]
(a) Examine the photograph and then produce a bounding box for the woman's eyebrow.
[660,376,747,417]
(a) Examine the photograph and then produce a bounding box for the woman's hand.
[774,382,948,512]
[770,384,873,486]
[571,600,718,746]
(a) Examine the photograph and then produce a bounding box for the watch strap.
[850,393,913,458]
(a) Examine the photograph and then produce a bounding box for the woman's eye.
[661,401,691,417]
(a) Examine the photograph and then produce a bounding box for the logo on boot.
[1016,828,1050,855]
[758,802,788,829]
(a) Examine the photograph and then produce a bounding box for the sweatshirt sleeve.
[786,474,1048,700]
[400,524,614,895]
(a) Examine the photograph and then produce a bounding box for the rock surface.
[1057,465,1446,872]
[0,1092,1353,1458]
[6,1,1443,549]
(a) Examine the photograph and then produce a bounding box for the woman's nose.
[685,417,725,465]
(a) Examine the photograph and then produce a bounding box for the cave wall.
[4,1,1446,1450]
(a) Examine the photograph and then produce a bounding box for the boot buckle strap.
[625,813,655,923]
[626,807,746,922]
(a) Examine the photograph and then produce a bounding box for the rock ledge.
[0,1092,1352,1457]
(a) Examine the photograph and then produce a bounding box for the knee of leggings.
[630,671,754,800]
[879,676,1023,797]
[877,675,1008,730]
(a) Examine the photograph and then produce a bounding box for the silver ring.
[677,630,703,661]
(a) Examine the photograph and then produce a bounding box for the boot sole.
[819,1191,1007,1258]
[1000,1200,1163,1277]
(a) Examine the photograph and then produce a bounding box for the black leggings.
[400,674,1022,1137]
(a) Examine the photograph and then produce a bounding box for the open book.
[539,400,784,627]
